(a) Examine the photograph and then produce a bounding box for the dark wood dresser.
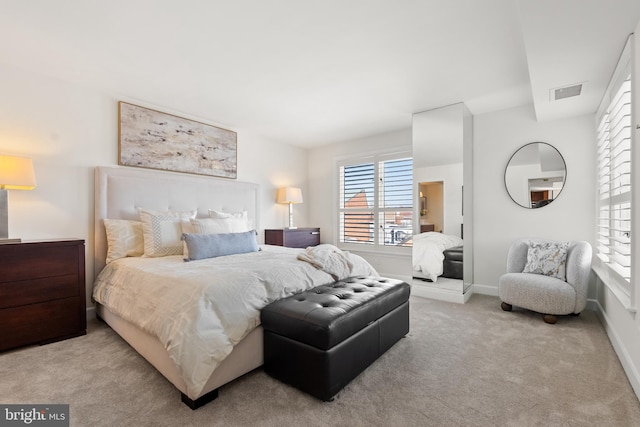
[0,239,86,352]
[420,224,435,233]
[265,228,320,248]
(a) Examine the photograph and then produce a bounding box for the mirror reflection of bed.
[414,181,462,291]
[411,103,472,298]
[413,232,463,291]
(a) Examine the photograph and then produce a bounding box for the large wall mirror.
[412,103,473,294]
[505,142,566,208]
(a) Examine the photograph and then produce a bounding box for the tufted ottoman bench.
[442,245,463,279]
[260,276,410,401]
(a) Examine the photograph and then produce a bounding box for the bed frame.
[94,166,263,409]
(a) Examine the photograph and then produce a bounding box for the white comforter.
[92,244,377,398]
[412,232,463,282]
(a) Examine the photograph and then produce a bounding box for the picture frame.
[118,101,237,179]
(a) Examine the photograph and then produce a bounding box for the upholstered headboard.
[94,166,259,277]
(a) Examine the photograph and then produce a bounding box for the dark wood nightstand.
[0,239,86,352]
[265,228,320,248]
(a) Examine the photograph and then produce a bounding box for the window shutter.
[339,154,413,248]
[596,37,632,292]
[340,163,375,245]
[378,157,413,246]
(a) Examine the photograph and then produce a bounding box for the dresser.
[0,239,86,352]
[265,228,320,248]
[420,224,435,233]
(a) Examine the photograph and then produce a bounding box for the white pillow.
[138,208,197,257]
[104,219,144,264]
[209,210,251,230]
[209,209,248,220]
[191,217,250,234]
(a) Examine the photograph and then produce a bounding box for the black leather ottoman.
[442,245,463,279]
[260,276,410,401]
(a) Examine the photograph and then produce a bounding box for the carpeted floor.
[1,294,639,426]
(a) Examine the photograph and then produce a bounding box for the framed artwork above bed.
[118,101,237,179]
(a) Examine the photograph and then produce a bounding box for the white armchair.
[498,239,592,324]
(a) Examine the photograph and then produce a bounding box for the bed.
[412,232,463,282]
[92,166,378,408]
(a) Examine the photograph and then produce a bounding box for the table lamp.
[0,155,37,241]
[276,187,303,229]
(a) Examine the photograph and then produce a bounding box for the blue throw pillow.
[182,230,258,261]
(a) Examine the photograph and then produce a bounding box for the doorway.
[419,181,443,233]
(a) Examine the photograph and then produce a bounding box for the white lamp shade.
[0,155,37,190]
[276,187,303,204]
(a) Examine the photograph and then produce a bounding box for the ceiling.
[0,0,639,148]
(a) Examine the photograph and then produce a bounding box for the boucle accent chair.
[499,239,592,324]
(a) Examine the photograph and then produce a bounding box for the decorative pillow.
[182,230,258,261]
[180,218,251,258]
[138,208,197,257]
[104,219,144,264]
[523,241,570,280]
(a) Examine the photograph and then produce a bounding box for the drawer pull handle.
[310,232,319,235]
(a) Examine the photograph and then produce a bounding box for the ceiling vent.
[551,83,583,101]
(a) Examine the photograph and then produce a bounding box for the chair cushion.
[499,272,576,315]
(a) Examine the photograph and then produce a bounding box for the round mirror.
[504,142,566,209]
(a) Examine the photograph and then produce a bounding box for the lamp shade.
[0,155,37,190]
[276,187,303,204]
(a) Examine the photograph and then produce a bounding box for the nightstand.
[0,239,86,352]
[265,228,320,248]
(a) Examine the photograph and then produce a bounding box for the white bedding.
[412,232,463,282]
[92,244,377,398]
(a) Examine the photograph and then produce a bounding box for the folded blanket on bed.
[297,244,354,280]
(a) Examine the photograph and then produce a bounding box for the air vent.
[551,84,583,101]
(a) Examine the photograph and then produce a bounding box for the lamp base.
[285,226,298,230]
[0,238,21,244]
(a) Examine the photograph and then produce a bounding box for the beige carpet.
[1,294,639,426]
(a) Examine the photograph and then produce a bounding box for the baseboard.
[585,298,599,312]
[411,283,467,304]
[86,305,96,322]
[469,283,499,297]
[592,299,640,401]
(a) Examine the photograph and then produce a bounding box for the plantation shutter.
[339,154,413,248]
[340,162,375,245]
[596,37,632,293]
[378,157,413,246]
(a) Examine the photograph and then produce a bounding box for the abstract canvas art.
[118,102,237,179]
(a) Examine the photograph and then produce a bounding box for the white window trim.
[595,33,637,312]
[336,150,413,256]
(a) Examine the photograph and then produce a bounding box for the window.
[595,36,633,300]
[339,153,413,249]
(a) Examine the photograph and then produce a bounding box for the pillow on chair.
[522,241,570,280]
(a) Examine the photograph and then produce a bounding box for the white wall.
[472,104,596,293]
[0,62,309,306]
[307,128,413,279]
